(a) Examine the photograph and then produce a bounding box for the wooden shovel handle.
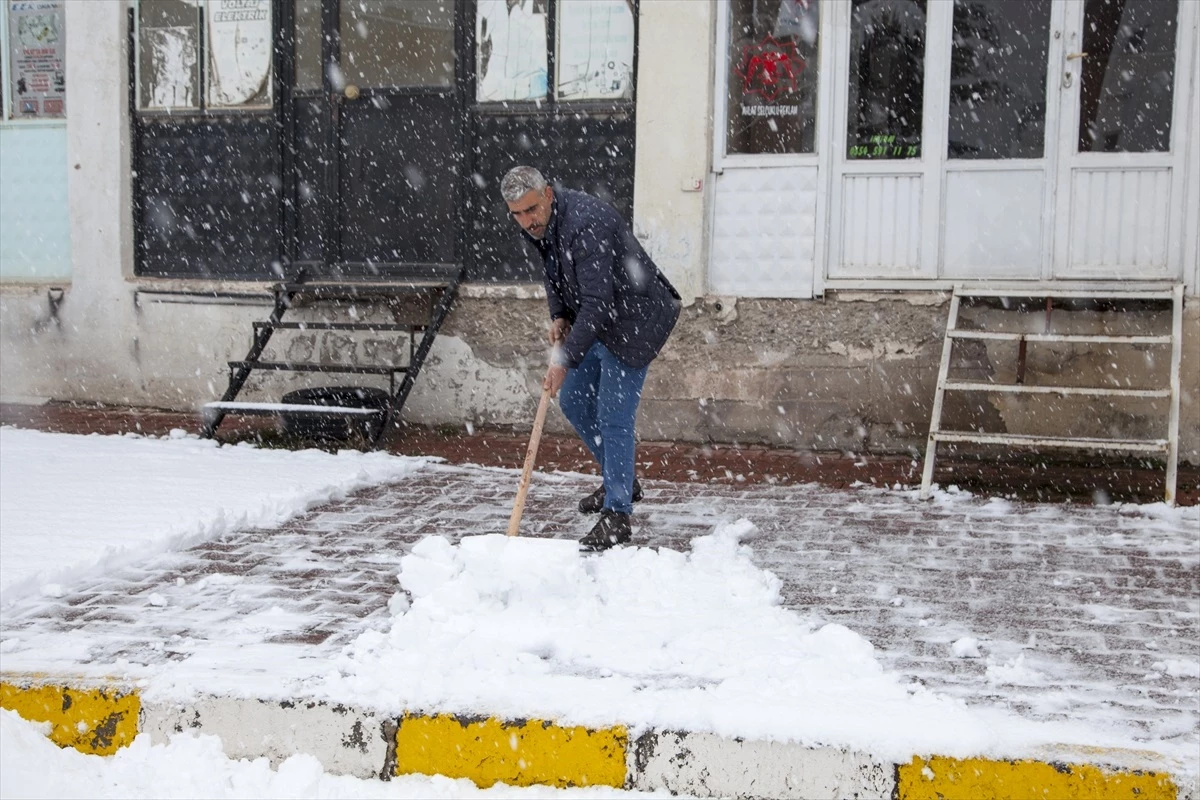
[507,384,553,537]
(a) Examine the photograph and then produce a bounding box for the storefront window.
[5,0,66,120]
[726,0,819,155]
[476,0,547,102]
[948,0,1050,159]
[1078,0,1176,153]
[293,0,320,92]
[136,0,272,113]
[341,0,454,90]
[207,0,271,106]
[555,0,633,101]
[846,0,924,160]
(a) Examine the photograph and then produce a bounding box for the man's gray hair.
[500,166,548,202]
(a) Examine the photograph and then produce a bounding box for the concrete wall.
[0,0,139,404]
[632,0,713,304]
[7,284,1196,465]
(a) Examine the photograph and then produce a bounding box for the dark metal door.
[292,0,461,279]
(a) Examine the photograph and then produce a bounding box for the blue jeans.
[558,341,648,514]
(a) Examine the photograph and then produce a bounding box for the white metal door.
[826,0,946,281]
[936,1,1062,281]
[1051,0,1196,279]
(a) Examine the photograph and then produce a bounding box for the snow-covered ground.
[0,427,427,604]
[1,426,1197,795]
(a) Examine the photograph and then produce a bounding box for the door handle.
[1066,52,1087,60]
[344,84,360,101]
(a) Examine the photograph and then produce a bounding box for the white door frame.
[825,0,951,281]
[819,0,1197,291]
[707,0,837,299]
[1050,0,1197,280]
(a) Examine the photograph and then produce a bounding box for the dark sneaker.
[579,510,632,551]
[578,479,644,514]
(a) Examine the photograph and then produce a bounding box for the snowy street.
[0,426,1197,796]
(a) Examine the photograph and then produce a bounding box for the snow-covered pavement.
[0,427,1197,794]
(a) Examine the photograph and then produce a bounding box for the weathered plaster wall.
[2,0,1197,474]
[0,1,139,404]
[632,0,713,304]
[3,289,1198,465]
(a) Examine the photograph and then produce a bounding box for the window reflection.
[476,0,547,101]
[137,0,200,111]
[948,0,1050,159]
[1078,0,1176,153]
[294,0,321,92]
[726,0,820,155]
[847,0,925,160]
[556,0,634,101]
[341,0,454,89]
[206,0,272,108]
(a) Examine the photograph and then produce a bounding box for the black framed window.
[136,0,273,113]
[475,0,633,104]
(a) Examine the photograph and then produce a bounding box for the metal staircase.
[200,266,466,449]
[919,284,1184,504]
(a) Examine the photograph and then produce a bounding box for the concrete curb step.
[2,677,1194,799]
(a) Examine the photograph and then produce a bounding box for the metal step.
[252,321,425,332]
[955,287,1177,300]
[273,281,447,300]
[202,401,382,418]
[919,283,1183,504]
[942,381,1171,398]
[931,431,1170,452]
[226,361,406,375]
[948,330,1172,345]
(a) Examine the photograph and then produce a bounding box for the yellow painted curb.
[396,713,627,789]
[0,681,140,756]
[898,755,1178,800]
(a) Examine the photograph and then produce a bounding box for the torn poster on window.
[8,0,66,118]
[206,0,272,108]
[556,0,633,101]
[476,0,548,102]
[146,25,198,109]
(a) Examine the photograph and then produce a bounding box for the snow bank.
[325,521,1166,764]
[0,427,427,605]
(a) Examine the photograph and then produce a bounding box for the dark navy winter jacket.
[524,188,681,370]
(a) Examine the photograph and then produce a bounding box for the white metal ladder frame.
[919,284,1184,504]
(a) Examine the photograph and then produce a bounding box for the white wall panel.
[1065,168,1172,274]
[942,170,1043,279]
[709,167,816,298]
[834,174,922,276]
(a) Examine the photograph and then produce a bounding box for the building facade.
[2,0,1198,463]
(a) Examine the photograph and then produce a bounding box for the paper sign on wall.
[7,0,66,118]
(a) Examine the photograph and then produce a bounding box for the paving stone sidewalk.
[1,461,1196,760]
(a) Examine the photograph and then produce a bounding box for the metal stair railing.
[200,265,467,450]
[919,284,1183,504]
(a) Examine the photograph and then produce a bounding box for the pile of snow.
[325,521,1160,763]
[0,710,671,799]
[0,427,428,605]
